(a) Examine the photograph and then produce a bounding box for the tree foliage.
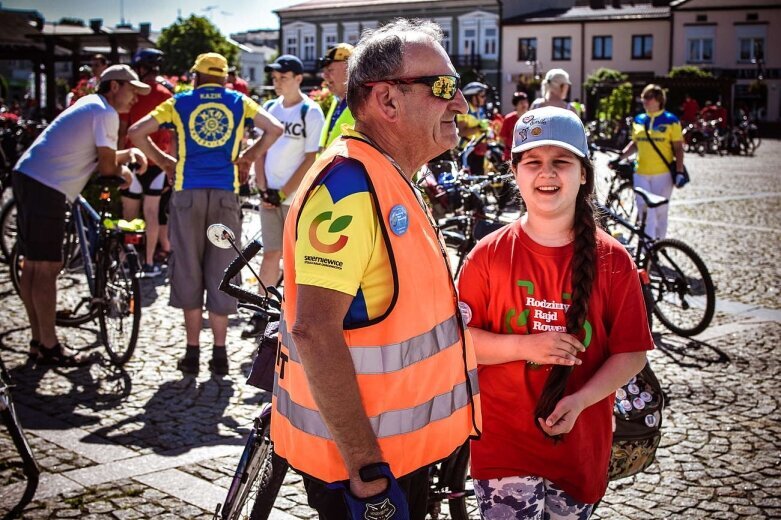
[156,15,238,76]
[584,67,628,88]
[668,65,714,79]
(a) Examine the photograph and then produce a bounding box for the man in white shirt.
[244,55,324,338]
[13,64,149,365]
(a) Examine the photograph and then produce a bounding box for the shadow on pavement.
[653,332,731,369]
[87,377,240,454]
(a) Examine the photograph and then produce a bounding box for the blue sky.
[2,0,300,34]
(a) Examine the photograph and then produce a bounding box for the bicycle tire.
[641,238,715,337]
[248,423,288,520]
[10,237,98,327]
[0,196,16,264]
[1,361,41,516]
[605,180,638,227]
[97,240,141,365]
[445,443,480,520]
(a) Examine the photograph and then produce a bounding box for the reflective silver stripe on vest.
[275,368,478,440]
[279,314,461,374]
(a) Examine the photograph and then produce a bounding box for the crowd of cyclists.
[0,30,751,518]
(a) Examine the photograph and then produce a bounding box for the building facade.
[672,0,780,122]
[275,0,501,89]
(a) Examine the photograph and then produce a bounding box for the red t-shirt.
[457,221,654,504]
[121,82,173,157]
[499,111,519,160]
[227,77,249,95]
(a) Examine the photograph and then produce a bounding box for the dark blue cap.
[265,55,304,75]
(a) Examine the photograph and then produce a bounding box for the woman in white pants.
[617,84,686,239]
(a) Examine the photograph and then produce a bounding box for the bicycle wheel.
[0,359,41,516]
[221,416,288,520]
[642,238,715,337]
[446,443,481,520]
[97,240,141,365]
[605,181,638,226]
[0,196,16,264]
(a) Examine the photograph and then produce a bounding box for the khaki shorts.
[168,189,242,315]
[260,204,290,252]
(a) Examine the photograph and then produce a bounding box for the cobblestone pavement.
[1,141,780,519]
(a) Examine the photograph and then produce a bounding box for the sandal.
[38,343,88,366]
[28,339,42,360]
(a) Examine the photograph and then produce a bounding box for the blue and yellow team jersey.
[631,110,683,175]
[150,84,259,191]
[294,156,393,327]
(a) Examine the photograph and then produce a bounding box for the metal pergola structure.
[0,9,153,120]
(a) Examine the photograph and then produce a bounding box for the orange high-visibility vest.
[271,135,481,483]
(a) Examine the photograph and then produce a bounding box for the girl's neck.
[521,212,575,247]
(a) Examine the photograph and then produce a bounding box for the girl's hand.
[525,332,585,366]
[538,394,585,436]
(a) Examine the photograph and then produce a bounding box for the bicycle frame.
[70,195,102,295]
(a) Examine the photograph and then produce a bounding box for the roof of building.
[505,3,670,24]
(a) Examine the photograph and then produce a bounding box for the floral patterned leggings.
[474,476,594,520]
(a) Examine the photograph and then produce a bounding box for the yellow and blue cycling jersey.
[294,156,393,327]
[631,110,683,175]
[150,83,259,192]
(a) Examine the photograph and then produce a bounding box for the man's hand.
[118,165,134,190]
[329,463,410,520]
[157,154,177,184]
[524,332,585,366]
[235,150,256,185]
[128,147,148,174]
[538,393,586,437]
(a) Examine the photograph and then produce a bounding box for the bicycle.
[208,224,479,520]
[598,187,716,337]
[9,176,143,365]
[0,352,41,517]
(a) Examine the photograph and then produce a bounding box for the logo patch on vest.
[364,498,396,519]
[388,205,408,236]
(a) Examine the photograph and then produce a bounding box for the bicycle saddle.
[633,187,668,208]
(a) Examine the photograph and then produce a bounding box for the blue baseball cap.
[265,55,304,75]
[511,106,589,158]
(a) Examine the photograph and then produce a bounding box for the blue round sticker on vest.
[389,205,409,236]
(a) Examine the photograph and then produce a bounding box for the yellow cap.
[190,52,229,78]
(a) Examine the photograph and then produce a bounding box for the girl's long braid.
[534,160,598,440]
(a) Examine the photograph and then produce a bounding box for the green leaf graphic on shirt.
[562,292,571,300]
[328,215,352,233]
[504,308,530,334]
[582,320,592,348]
[517,280,534,294]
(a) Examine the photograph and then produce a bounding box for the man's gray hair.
[347,18,443,117]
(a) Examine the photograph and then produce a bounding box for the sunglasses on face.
[362,74,461,100]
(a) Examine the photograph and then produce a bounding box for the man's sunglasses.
[362,74,461,100]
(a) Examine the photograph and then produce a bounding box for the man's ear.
[370,83,400,123]
[110,80,121,94]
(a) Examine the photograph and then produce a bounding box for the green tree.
[584,67,628,89]
[156,15,238,76]
[668,65,714,79]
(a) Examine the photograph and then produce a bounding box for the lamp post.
[525,47,542,81]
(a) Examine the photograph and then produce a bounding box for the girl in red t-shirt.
[457,107,654,518]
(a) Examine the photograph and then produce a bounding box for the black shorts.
[12,172,67,262]
[120,165,166,199]
[159,187,171,225]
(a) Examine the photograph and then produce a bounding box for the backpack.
[608,361,665,481]
[263,97,310,138]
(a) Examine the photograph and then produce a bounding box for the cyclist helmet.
[461,81,487,97]
[132,48,164,68]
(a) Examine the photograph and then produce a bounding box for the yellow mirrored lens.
[432,76,456,100]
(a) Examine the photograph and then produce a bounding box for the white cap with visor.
[511,106,589,158]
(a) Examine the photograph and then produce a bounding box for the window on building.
[632,35,653,59]
[483,26,497,57]
[463,28,477,55]
[303,34,315,61]
[696,14,707,22]
[518,37,537,61]
[435,17,453,54]
[325,34,337,48]
[441,29,452,53]
[285,36,298,56]
[322,23,337,53]
[552,37,571,60]
[738,37,764,62]
[592,35,612,60]
[342,22,360,45]
[248,67,256,82]
[687,38,713,63]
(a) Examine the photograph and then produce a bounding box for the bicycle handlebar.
[218,239,282,312]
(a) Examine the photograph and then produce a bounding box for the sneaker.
[141,263,162,278]
[208,356,229,376]
[241,313,268,339]
[38,343,88,366]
